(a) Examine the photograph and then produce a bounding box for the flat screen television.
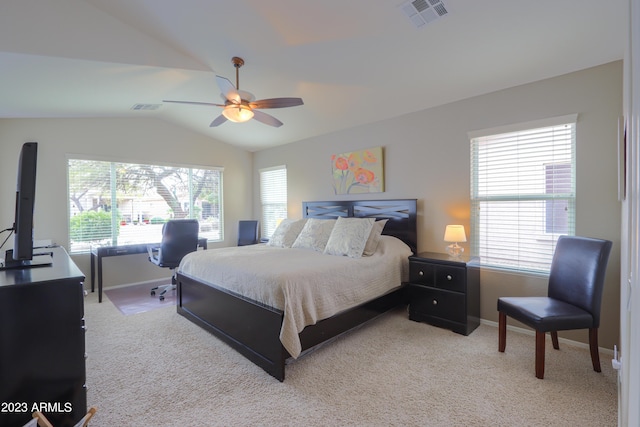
[1,142,51,270]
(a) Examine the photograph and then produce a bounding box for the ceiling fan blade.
[249,97,304,109]
[163,100,225,107]
[252,110,283,127]
[215,75,241,103]
[209,114,228,127]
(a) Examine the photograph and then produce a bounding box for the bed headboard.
[302,199,417,254]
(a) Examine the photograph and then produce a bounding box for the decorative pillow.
[267,218,307,248]
[363,219,389,256]
[292,218,336,252]
[324,217,375,258]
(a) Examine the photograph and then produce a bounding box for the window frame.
[469,114,577,274]
[259,165,288,239]
[66,155,224,254]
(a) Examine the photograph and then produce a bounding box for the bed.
[176,199,417,381]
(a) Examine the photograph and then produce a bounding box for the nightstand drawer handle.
[447,275,453,281]
[419,270,424,276]
[432,299,438,305]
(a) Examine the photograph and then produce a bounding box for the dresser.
[408,252,480,335]
[0,246,87,427]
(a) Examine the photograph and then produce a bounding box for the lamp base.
[446,243,464,258]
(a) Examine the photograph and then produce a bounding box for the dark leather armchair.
[237,220,259,246]
[497,235,612,379]
[148,219,199,300]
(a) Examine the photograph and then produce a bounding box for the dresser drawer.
[409,261,466,293]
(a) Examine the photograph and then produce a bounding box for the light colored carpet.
[85,291,617,426]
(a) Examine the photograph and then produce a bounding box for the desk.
[90,238,207,302]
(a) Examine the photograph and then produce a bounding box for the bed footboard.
[178,270,407,381]
[177,272,288,381]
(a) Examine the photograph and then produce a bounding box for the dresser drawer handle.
[432,299,438,305]
[446,275,452,281]
[419,270,424,276]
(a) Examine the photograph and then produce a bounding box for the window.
[470,114,576,273]
[67,158,223,253]
[260,166,287,238]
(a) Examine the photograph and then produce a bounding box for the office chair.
[237,220,259,246]
[497,235,612,379]
[148,219,199,301]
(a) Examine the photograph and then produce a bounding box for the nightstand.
[408,252,480,335]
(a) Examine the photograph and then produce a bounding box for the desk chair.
[238,220,259,246]
[148,219,199,301]
[497,235,612,379]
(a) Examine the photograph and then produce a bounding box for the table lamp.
[444,225,466,257]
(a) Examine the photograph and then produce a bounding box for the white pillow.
[324,217,375,258]
[363,219,389,256]
[292,218,336,252]
[267,219,307,248]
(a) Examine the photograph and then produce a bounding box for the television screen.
[12,142,38,262]
[0,142,51,270]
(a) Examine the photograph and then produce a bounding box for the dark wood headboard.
[302,199,417,254]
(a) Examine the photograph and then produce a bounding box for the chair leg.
[551,331,560,350]
[535,330,545,379]
[498,312,507,352]
[589,328,601,372]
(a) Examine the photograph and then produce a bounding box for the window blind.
[470,115,576,273]
[67,158,223,253]
[260,166,287,238]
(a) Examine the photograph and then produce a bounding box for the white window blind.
[260,166,287,238]
[469,115,577,273]
[67,158,223,253]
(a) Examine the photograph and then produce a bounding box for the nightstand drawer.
[409,261,466,293]
[408,285,466,324]
[409,261,435,285]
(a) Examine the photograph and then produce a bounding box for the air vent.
[131,104,161,111]
[399,0,448,29]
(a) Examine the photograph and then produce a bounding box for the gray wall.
[253,61,622,349]
[0,117,253,287]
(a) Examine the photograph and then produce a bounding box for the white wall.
[253,61,623,349]
[0,117,252,287]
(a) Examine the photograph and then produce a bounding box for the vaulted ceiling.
[0,0,627,151]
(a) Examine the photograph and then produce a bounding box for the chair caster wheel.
[151,290,156,296]
[159,295,165,301]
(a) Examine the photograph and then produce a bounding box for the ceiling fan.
[163,56,304,128]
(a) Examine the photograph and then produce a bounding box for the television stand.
[0,249,53,270]
[0,245,87,426]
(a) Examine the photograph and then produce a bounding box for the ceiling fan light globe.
[222,105,254,123]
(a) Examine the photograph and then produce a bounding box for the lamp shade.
[444,225,467,243]
[222,104,254,123]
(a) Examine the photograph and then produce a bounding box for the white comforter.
[177,235,411,358]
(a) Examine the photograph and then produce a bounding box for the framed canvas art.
[331,146,384,194]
